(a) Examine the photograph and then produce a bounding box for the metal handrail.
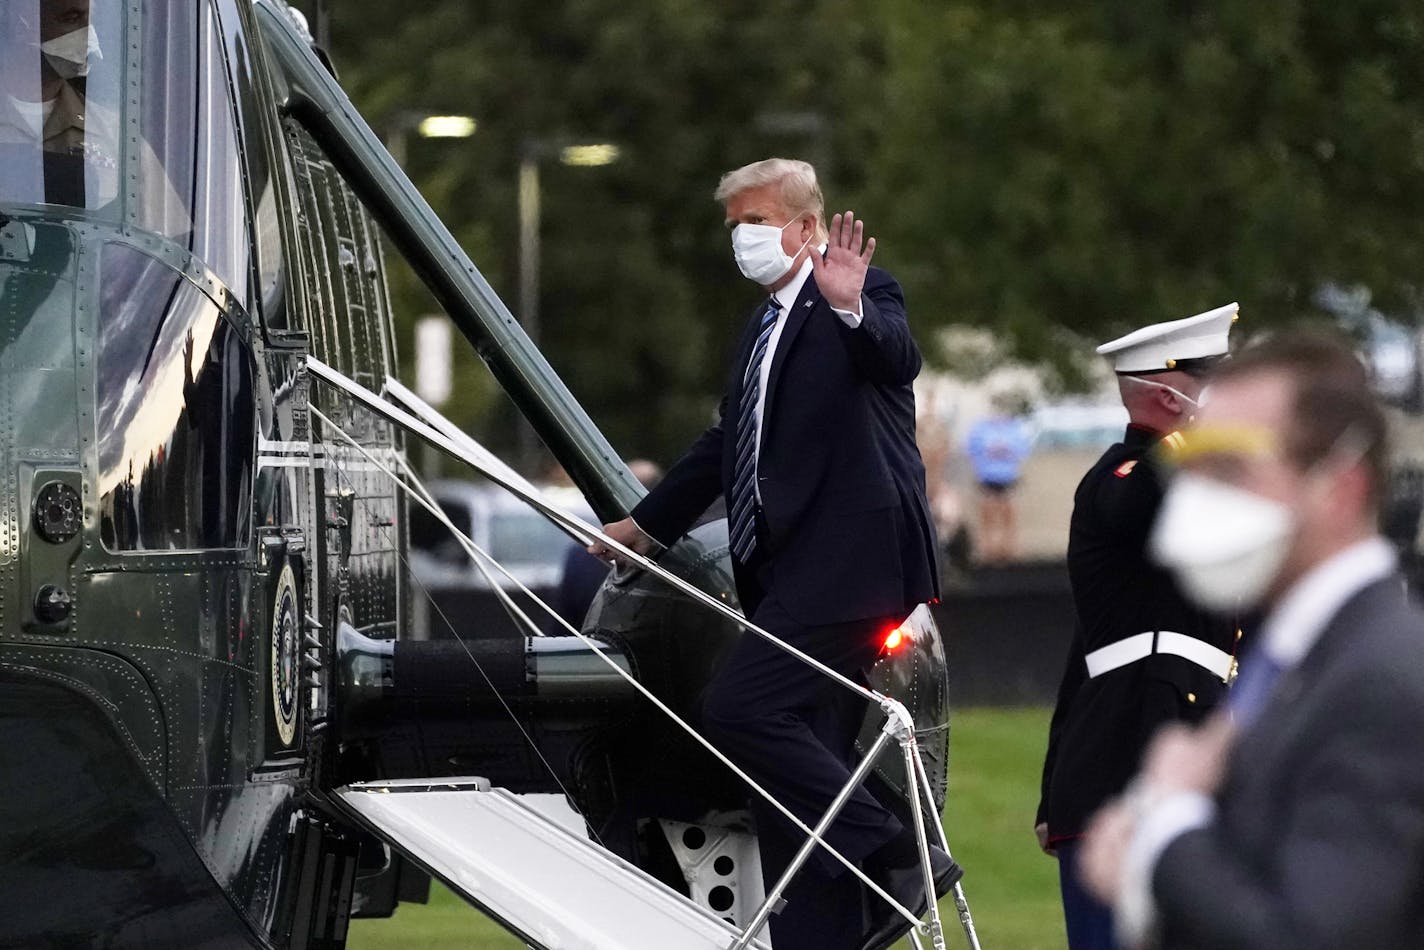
[307,366,942,943]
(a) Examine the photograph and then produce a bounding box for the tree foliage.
[870,0,1424,370]
[314,0,1424,467]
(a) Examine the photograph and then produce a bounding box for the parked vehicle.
[408,480,595,637]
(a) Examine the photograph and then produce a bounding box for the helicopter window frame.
[95,239,257,556]
[127,0,252,306]
[0,0,127,220]
[212,0,293,336]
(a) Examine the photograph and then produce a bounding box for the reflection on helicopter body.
[99,246,255,552]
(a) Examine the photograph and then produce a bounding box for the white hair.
[714,158,828,240]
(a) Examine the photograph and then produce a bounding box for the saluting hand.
[811,211,875,313]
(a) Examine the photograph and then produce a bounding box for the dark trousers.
[704,552,905,947]
[1057,838,1118,950]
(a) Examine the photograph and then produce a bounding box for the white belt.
[1084,631,1233,681]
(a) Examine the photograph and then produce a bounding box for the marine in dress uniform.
[1079,332,1424,950]
[1037,304,1240,950]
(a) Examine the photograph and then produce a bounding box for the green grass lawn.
[347,707,1063,950]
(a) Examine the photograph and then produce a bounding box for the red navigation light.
[882,624,905,653]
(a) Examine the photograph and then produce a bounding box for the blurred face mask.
[1151,426,1370,612]
[41,26,101,80]
[1150,472,1294,612]
[731,213,811,285]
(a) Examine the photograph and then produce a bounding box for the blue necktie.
[1228,649,1285,727]
[728,297,782,563]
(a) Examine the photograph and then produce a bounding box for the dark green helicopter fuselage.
[0,0,410,943]
[0,2,949,948]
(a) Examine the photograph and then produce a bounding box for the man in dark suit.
[1037,305,1239,949]
[1081,332,1424,949]
[592,158,952,949]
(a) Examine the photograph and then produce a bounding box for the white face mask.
[731,214,811,286]
[1150,472,1294,612]
[41,26,102,81]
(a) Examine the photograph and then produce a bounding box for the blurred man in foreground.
[1037,305,1238,949]
[1082,332,1424,949]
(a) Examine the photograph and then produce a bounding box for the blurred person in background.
[591,157,949,950]
[1081,331,1424,950]
[917,387,972,576]
[1038,305,1239,950]
[965,391,1034,562]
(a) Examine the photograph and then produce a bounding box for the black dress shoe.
[858,845,963,950]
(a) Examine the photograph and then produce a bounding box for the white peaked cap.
[1096,302,1239,374]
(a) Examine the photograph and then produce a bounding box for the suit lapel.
[1231,577,1403,785]
[763,272,822,421]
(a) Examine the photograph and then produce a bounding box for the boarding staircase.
[335,778,774,950]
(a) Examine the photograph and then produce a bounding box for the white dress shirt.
[1,95,52,140]
[1115,536,1399,944]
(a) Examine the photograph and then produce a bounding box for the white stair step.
[335,777,773,950]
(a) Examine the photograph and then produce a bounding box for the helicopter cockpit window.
[0,0,124,217]
[0,1,251,307]
[97,243,255,553]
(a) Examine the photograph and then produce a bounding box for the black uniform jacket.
[1037,425,1236,841]
[631,266,940,627]
[1155,575,1424,950]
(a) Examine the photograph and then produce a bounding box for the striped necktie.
[728,297,782,563]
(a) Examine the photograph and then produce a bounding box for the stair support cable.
[308,359,976,946]
[308,356,875,702]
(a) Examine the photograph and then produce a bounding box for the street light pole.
[383,111,477,476]
[388,112,478,165]
[516,147,543,476]
[514,140,621,476]
[518,150,542,353]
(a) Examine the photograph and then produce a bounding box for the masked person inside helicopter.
[0,0,186,232]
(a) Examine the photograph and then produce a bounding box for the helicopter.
[0,1,954,947]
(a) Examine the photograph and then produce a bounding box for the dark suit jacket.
[632,265,939,626]
[1038,426,1236,840]
[1154,574,1424,949]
